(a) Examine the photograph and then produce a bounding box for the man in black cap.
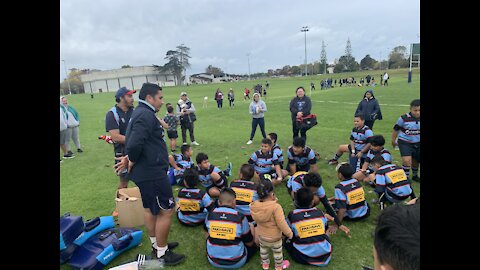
[115,83,185,265]
[105,87,136,190]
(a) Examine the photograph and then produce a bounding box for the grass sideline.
[60,68,420,269]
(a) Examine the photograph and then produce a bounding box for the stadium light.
[301,26,309,76]
[62,59,72,95]
[246,53,251,81]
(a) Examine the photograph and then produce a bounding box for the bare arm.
[108,129,125,144]
[168,155,181,170]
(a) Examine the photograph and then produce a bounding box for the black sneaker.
[327,159,338,165]
[77,148,83,153]
[63,153,75,159]
[411,176,420,183]
[67,150,74,155]
[151,242,179,257]
[160,249,185,266]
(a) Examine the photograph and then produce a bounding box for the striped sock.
[333,153,340,160]
[402,166,411,179]
[412,167,418,177]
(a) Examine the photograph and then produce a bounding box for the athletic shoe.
[246,140,253,145]
[411,176,420,183]
[191,141,200,146]
[160,249,185,266]
[275,260,290,270]
[77,148,83,153]
[224,162,232,176]
[327,159,338,165]
[394,146,399,150]
[182,142,187,145]
[67,150,74,156]
[63,153,75,159]
[151,242,179,257]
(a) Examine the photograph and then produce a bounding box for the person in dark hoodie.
[114,83,185,265]
[355,89,382,130]
[289,87,312,142]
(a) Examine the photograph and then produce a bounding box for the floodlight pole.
[247,53,251,81]
[62,59,72,95]
[301,26,309,76]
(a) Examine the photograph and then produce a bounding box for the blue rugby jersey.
[272,144,284,167]
[334,179,369,219]
[176,188,213,225]
[290,172,326,199]
[394,113,420,143]
[230,180,259,218]
[364,148,392,170]
[287,146,317,171]
[248,150,279,174]
[172,154,194,177]
[197,165,223,188]
[206,206,253,268]
[374,164,413,203]
[286,208,332,267]
[349,125,374,151]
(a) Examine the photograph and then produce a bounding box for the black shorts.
[135,177,175,215]
[167,130,178,139]
[205,179,228,194]
[398,140,420,161]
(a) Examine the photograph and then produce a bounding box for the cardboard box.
[108,261,138,270]
[115,187,144,227]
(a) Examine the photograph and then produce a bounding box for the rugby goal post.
[408,43,420,83]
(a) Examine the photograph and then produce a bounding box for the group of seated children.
[169,119,416,268]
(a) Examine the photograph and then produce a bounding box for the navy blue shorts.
[135,177,174,215]
[398,140,420,161]
[167,130,178,139]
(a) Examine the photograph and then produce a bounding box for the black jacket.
[125,102,169,182]
[355,90,383,121]
[289,96,312,121]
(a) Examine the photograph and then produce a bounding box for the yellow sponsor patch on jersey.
[179,199,200,212]
[232,188,254,203]
[347,188,365,205]
[295,219,325,239]
[386,169,408,184]
[209,222,237,240]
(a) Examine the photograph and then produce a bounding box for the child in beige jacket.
[250,175,293,270]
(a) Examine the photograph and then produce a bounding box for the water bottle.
[137,254,164,269]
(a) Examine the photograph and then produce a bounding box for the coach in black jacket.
[289,86,312,142]
[118,83,185,265]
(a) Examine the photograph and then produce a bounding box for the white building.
[79,65,176,93]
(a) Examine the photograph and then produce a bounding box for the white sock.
[157,245,168,258]
[150,237,157,248]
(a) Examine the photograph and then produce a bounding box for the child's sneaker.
[224,162,232,176]
[327,159,338,165]
[275,260,290,270]
[262,262,269,270]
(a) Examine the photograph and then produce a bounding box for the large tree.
[154,44,191,85]
[335,38,359,72]
[360,54,377,70]
[388,46,409,69]
[205,65,223,76]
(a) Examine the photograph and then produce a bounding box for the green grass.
[60,68,420,269]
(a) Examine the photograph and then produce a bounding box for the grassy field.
[60,68,420,269]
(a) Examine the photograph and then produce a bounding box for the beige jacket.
[250,198,293,241]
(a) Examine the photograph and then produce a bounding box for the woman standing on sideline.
[227,88,235,108]
[354,89,382,130]
[246,93,267,145]
[60,96,83,154]
[214,88,224,109]
[289,87,312,142]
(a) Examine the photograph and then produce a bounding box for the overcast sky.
[60,0,419,81]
